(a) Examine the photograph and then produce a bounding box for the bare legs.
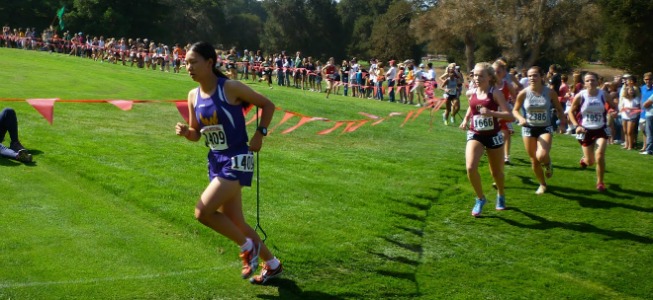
[523,133,553,193]
[465,141,505,200]
[195,178,274,261]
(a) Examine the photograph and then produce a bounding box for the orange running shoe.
[250,261,283,285]
[239,242,259,279]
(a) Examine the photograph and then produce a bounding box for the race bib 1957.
[582,113,604,128]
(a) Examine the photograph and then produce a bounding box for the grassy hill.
[1,48,652,299]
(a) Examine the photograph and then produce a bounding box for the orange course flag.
[175,101,190,124]
[26,98,58,125]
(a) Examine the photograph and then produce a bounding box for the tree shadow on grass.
[374,270,422,298]
[509,157,530,166]
[369,251,419,266]
[491,207,653,244]
[609,183,653,199]
[511,157,591,171]
[257,278,356,300]
[514,174,536,185]
[394,224,424,237]
[368,190,441,299]
[393,211,426,223]
[394,197,431,211]
[382,236,423,254]
[548,186,653,213]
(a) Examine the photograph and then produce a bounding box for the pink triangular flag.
[345,120,369,133]
[400,111,415,127]
[26,98,58,125]
[341,121,357,133]
[282,116,312,134]
[432,98,446,111]
[269,111,297,133]
[317,121,344,135]
[412,106,429,120]
[372,118,386,126]
[175,101,189,124]
[358,112,380,119]
[107,100,133,111]
[246,108,263,125]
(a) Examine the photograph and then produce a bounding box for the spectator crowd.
[2,23,652,155]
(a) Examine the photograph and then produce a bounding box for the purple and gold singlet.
[195,77,249,153]
[195,77,254,185]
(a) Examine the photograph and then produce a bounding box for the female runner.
[175,42,282,284]
[513,67,564,195]
[568,72,610,192]
[460,62,515,217]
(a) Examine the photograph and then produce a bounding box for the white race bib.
[526,109,548,126]
[582,113,604,129]
[230,153,254,172]
[473,115,494,131]
[491,133,504,147]
[201,125,228,151]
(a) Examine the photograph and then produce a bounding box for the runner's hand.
[176,122,189,137]
[459,120,468,130]
[249,132,263,152]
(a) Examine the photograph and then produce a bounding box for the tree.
[260,0,310,54]
[260,0,344,60]
[0,0,61,33]
[347,15,374,59]
[336,0,370,58]
[597,0,653,76]
[67,0,172,42]
[337,0,394,60]
[305,0,344,60]
[413,0,601,72]
[223,13,263,50]
[493,0,601,69]
[368,1,417,62]
[412,0,491,72]
[219,0,265,50]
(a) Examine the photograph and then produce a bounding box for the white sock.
[240,238,253,252]
[266,257,280,269]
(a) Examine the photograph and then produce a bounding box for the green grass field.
[1,48,652,299]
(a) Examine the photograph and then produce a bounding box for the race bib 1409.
[201,125,228,151]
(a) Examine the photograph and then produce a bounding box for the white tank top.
[523,86,552,127]
[579,89,607,129]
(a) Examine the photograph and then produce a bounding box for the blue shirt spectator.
[641,79,653,118]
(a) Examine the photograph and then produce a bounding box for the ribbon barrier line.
[1,96,448,134]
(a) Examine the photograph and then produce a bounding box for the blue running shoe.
[472,198,486,217]
[496,195,506,210]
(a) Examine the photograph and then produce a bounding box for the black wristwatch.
[257,126,268,136]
